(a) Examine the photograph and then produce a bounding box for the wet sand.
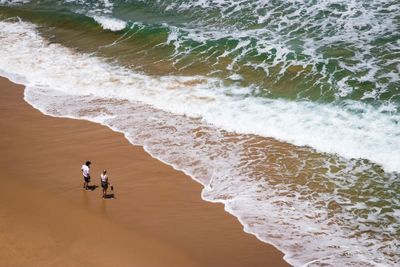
[0,76,290,267]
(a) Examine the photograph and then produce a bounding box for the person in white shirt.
[81,161,91,190]
[100,169,111,198]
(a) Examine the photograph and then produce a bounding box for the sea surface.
[0,1,399,266]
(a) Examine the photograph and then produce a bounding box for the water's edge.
[1,75,292,265]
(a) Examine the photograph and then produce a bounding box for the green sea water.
[1,0,399,103]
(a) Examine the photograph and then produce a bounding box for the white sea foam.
[0,0,30,5]
[63,0,114,14]
[2,19,399,173]
[91,15,127,31]
[0,19,399,267]
[152,0,400,102]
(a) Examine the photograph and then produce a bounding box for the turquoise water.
[0,1,399,266]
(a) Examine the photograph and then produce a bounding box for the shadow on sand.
[103,193,115,199]
[85,185,98,191]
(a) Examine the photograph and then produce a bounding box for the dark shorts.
[84,176,90,183]
[101,181,108,189]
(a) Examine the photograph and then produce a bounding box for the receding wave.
[0,19,399,266]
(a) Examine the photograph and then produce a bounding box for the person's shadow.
[86,185,98,191]
[103,193,115,199]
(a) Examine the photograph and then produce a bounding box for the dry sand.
[0,76,290,267]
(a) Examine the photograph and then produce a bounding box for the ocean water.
[0,1,399,266]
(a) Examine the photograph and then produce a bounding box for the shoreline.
[0,76,290,266]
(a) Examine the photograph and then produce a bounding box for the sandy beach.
[0,76,290,267]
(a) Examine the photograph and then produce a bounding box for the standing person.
[100,169,110,198]
[81,161,91,190]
